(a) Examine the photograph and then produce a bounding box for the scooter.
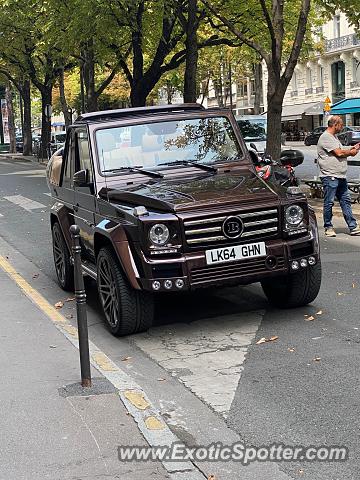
[248,143,303,187]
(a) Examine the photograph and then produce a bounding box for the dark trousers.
[321,176,357,230]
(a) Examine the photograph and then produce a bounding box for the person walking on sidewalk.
[317,115,360,237]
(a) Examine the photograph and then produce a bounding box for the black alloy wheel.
[52,222,74,291]
[97,247,154,336]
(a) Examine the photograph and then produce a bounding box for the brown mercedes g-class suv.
[47,104,321,336]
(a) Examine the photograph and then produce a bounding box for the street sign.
[324,104,331,112]
[325,96,331,104]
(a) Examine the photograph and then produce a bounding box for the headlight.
[149,224,170,246]
[285,205,304,226]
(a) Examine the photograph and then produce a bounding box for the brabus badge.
[222,216,244,239]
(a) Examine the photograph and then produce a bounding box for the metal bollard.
[70,225,92,388]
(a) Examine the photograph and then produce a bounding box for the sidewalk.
[0,268,170,480]
[0,152,47,165]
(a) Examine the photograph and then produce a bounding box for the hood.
[100,169,279,213]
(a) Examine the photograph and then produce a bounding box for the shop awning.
[330,98,360,114]
[281,102,323,121]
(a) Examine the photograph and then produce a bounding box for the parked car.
[47,104,321,336]
[15,136,23,153]
[304,126,326,146]
[337,126,360,146]
[236,115,267,154]
[49,131,67,154]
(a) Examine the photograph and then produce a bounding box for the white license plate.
[205,242,266,265]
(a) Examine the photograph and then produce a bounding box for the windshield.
[96,116,241,174]
[237,118,267,141]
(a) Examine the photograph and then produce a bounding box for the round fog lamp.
[152,281,161,291]
[149,223,170,246]
[285,205,304,226]
[291,260,300,271]
[164,280,173,290]
[175,279,184,289]
[308,256,316,266]
[300,258,308,268]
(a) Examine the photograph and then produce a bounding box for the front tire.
[261,262,322,308]
[52,222,74,291]
[97,247,154,336]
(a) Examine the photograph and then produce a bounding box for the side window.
[62,132,75,188]
[75,129,93,183]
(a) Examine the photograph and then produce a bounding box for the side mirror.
[73,169,88,187]
[249,142,258,151]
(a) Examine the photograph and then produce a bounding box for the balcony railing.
[305,88,313,95]
[316,86,324,93]
[290,90,298,97]
[325,34,360,52]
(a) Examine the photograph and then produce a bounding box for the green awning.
[330,98,360,114]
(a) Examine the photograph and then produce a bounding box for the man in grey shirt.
[317,115,360,237]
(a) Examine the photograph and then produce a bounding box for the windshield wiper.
[158,160,217,173]
[102,166,163,179]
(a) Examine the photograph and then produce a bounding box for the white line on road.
[0,169,45,177]
[3,195,46,212]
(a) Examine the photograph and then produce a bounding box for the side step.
[70,257,97,280]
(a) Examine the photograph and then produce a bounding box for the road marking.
[0,255,205,480]
[0,168,45,177]
[3,194,46,211]
[134,312,262,416]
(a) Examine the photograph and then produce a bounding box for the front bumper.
[137,232,320,292]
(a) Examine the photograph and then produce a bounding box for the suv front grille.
[183,208,279,246]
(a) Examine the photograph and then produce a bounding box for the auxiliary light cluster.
[152,279,185,291]
[291,256,316,271]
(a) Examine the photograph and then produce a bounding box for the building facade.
[269,12,360,135]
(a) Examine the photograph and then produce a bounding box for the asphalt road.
[1,156,360,480]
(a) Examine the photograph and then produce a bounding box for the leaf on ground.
[157,378,166,382]
[65,314,74,319]
[352,283,357,289]
[121,356,132,362]
[337,292,345,296]
[32,273,39,279]
[49,345,57,349]
[298,469,304,475]
[305,316,315,321]
[256,336,278,345]
[65,297,75,302]
[313,356,321,362]
[288,347,296,353]
[55,301,64,309]
[316,310,323,315]
[208,476,217,480]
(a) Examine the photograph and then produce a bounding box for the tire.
[52,222,74,291]
[261,261,322,308]
[97,247,154,336]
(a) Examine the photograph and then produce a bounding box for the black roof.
[75,103,205,123]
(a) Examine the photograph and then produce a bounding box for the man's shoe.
[325,227,337,237]
[350,226,360,236]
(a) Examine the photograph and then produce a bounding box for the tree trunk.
[59,68,72,128]
[213,77,224,108]
[253,63,262,115]
[183,0,199,103]
[130,85,148,107]
[265,94,283,160]
[22,80,32,156]
[5,85,16,154]
[40,86,52,160]
[83,44,98,112]
[80,64,86,114]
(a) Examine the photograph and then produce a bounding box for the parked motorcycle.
[248,143,303,187]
